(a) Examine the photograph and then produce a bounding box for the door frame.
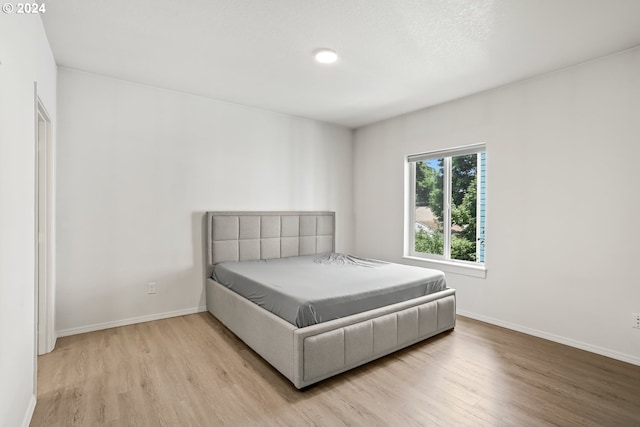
[34,83,55,376]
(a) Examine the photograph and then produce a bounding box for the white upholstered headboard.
[206,211,335,271]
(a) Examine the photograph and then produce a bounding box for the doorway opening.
[35,91,55,363]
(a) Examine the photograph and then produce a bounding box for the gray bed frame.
[205,211,456,389]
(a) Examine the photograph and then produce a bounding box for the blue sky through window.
[424,159,441,172]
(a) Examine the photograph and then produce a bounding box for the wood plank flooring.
[31,313,640,426]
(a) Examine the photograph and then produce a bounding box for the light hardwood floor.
[31,313,640,426]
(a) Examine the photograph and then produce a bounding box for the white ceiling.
[41,0,640,128]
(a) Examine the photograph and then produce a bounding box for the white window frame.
[404,143,487,278]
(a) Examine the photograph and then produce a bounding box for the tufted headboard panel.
[206,211,335,270]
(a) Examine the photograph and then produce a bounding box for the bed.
[205,211,456,389]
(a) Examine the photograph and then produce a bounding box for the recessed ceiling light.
[314,48,338,64]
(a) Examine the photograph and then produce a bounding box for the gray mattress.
[212,253,447,327]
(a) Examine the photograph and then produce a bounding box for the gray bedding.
[212,253,447,327]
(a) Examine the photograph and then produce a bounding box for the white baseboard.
[21,394,36,427]
[457,310,640,367]
[56,306,208,338]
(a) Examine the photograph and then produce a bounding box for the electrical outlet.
[147,282,157,294]
[633,313,640,329]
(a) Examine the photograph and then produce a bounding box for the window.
[406,144,486,267]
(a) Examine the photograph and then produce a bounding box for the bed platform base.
[207,278,455,389]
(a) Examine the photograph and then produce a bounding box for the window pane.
[450,153,480,262]
[408,144,486,265]
[414,158,444,255]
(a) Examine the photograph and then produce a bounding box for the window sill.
[402,256,487,279]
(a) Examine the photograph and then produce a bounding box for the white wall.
[0,14,57,427]
[56,68,354,334]
[354,47,640,364]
